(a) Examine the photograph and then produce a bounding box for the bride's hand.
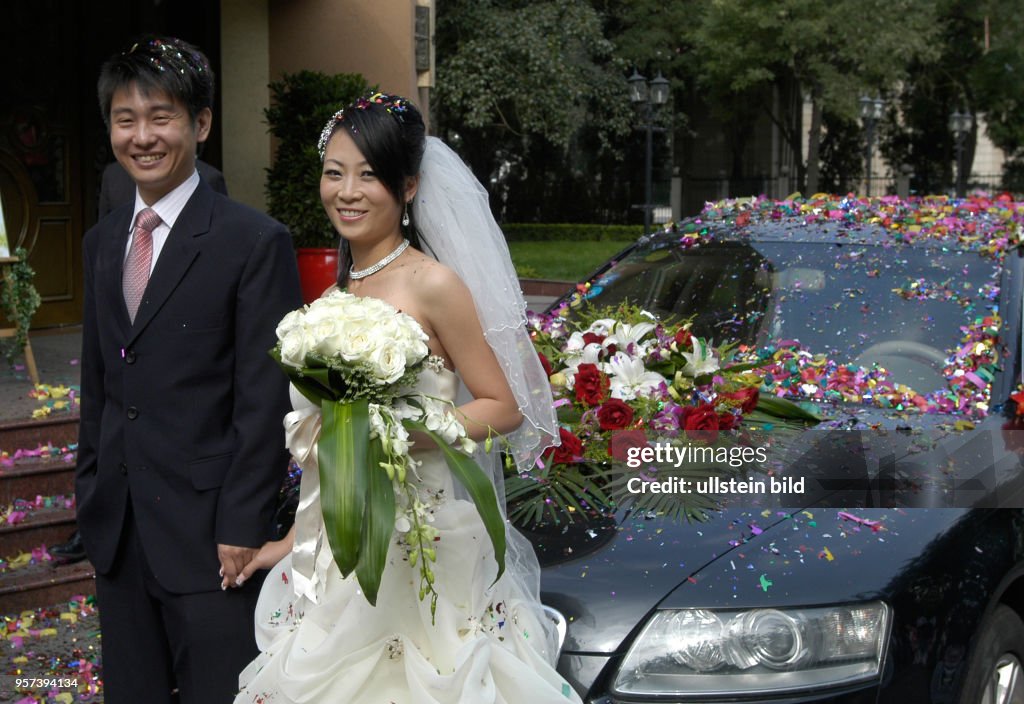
[235,527,295,587]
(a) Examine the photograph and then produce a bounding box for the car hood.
[536,406,1021,654]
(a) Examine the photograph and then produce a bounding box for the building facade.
[1,0,432,327]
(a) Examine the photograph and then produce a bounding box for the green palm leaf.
[404,420,507,583]
[319,399,369,576]
[355,437,395,605]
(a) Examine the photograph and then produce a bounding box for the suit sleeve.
[75,233,104,489]
[97,173,113,219]
[214,223,302,546]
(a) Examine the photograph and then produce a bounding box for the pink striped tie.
[123,208,161,322]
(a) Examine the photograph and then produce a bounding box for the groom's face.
[109,83,211,205]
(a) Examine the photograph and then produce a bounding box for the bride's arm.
[234,525,295,587]
[419,265,524,439]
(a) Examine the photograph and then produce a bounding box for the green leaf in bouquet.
[301,366,337,399]
[403,420,507,584]
[717,361,765,375]
[755,394,823,423]
[268,346,334,403]
[319,399,370,577]
[555,405,583,424]
[355,437,395,606]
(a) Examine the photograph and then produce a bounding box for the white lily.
[606,352,667,401]
[680,337,720,377]
[586,318,618,336]
[561,345,605,387]
[605,321,656,356]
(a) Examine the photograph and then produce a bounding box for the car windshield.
[584,235,999,394]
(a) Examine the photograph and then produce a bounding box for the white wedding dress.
[234,368,581,704]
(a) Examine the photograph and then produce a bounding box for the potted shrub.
[265,70,370,302]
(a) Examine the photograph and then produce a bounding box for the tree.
[684,0,939,193]
[265,71,370,247]
[436,0,635,221]
[971,1,1024,190]
[438,0,629,151]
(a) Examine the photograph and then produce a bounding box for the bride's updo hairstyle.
[317,92,427,286]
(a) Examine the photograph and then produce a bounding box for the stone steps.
[0,414,93,613]
[0,560,95,614]
[0,504,77,556]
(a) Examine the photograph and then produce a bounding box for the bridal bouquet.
[271,290,505,610]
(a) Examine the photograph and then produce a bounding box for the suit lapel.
[126,183,214,345]
[100,205,135,338]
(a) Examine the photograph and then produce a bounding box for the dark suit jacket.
[98,159,228,218]
[75,180,302,593]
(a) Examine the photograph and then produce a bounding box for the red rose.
[717,411,739,431]
[680,403,719,442]
[597,398,635,430]
[574,363,609,406]
[723,387,760,414]
[538,351,553,377]
[543,428,583,466]
[609,429,650,463]
[674,328,693,350]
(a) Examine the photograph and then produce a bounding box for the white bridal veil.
[413,136,562,661]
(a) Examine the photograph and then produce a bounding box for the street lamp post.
[629,70,670,234]
[949,109,973,198]
[859,95,884,197]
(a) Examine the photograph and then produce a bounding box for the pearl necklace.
[349,239,410,279]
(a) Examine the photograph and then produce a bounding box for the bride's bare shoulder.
[405,255,469,301]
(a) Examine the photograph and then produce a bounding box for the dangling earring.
[401,202,410,227]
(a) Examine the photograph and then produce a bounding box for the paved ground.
[0,327,82,425]
[2,329,93,701]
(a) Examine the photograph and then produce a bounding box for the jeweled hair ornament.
[317,91,413,160]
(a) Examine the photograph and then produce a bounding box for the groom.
[75,35,302,703]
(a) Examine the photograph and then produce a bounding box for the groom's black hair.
[97,35,214,131]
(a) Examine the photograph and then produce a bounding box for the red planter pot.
[296,247,339,303]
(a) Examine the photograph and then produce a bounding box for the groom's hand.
[218,543,258,590]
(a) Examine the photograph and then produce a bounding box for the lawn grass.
[507,240,633,281]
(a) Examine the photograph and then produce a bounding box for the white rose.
[308,317,345,357]
[335,319,377,362]
[275,308,306,341]
[279,326,316,368]
[368,340,408,384]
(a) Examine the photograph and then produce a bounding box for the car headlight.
[612,602,890,697]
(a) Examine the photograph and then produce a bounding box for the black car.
[528,195,1024,703]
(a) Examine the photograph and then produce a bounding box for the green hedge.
[501,223,644,242]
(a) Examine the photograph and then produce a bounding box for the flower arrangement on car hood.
[271,290,505,612]
[520,304,816,525]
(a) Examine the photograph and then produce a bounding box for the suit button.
[119,462,127,475]
[125,350,136,364]
[127,406,139,420]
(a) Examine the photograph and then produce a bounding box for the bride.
[232,92,582,703]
